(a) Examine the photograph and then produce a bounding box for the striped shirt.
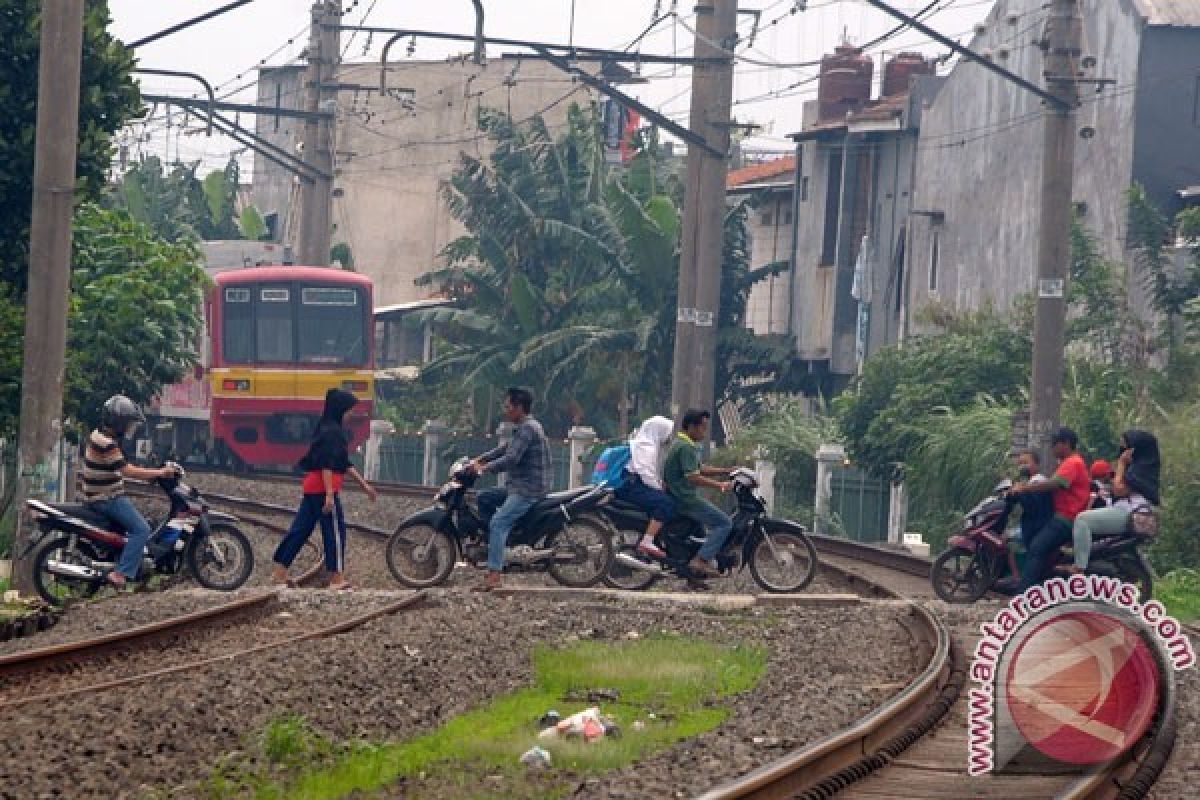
[81,430,127,501]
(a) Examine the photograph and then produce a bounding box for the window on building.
[928,232,940,294]
[820,150,843,266]
[894,227,906,313]
[800,176,810,202]
[783,207,793,226]
[761,209,774,226]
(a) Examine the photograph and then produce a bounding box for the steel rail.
[0,591,427,711]
[696,558,953,800]
[0,589,278,678]
[711,537,1179,800]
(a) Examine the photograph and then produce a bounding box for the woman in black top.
[271,389,377,589]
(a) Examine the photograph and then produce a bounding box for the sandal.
[327,581,356,592]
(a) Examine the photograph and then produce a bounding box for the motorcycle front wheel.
[747,523,819,593]
[30,535,103,606]
[602,529,659,591]
[386,524,457,588]
[546,515,613,588]
[188,522,255,591]
[931,546,992,603]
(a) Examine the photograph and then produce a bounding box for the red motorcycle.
[929,480,1155,603]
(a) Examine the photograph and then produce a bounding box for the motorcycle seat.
[44,503,125,532]
[528,486,595,514]
[607,499,648,515]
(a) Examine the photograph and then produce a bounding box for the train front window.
[297,287,366,365]
[222,288,253,363]
[256,287,293,362]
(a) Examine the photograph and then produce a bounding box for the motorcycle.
[602,467,819,593]
[24,464,255,606]
[385,458,615,588]
[930,480,1155,603]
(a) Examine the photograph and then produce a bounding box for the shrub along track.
[694,535,1180,800]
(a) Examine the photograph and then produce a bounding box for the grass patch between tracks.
[1158,569,1200,624]
[200,634,767,800]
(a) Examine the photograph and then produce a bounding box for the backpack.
[591,444,632,489]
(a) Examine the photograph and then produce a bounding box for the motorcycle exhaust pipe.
[45,559,104,581]
[614,552,664,574]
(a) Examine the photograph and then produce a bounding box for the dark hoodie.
[1122,429,1161,506]
[297,388,358,474]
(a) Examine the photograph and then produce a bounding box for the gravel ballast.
[0,589,918,799]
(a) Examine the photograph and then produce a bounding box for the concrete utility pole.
[1029,0,1082,457]
[295,0,340,266]
[13,0,86,593]
[670,0,737,419]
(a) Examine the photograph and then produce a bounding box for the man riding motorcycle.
[663,409,733,579]
[1010,427,1091,590]
[466,387,553,592]
[82,395,179,588]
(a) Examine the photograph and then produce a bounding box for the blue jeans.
[477,488,537,572]
[683,498,733,561]
[1020,516,1073,591]
[273,493,347,573]
[87,495,154,579]
[615,475,677,523]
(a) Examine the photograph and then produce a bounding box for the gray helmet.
[101,395,145,434]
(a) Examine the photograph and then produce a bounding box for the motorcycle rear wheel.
[386,524,457,588]
[30,535,104,607]
[188,523,255,591]
[602,530,659,591]
[546,515,613,588]
[931,546,992,603]
[1092,557,1154,604]
[748,524,819,593]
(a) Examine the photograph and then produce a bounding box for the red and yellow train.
[149,266,374,469]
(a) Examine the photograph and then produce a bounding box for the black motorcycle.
[24,464,255,606]
[385,459,615,588]
[930,481,1156,603]
[602,468,819,593]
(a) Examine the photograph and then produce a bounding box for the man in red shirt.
[1012,427,1091,590]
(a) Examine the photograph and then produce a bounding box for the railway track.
[119,475,1190,796]
[699,536,1182,800]
[0,589,428,711]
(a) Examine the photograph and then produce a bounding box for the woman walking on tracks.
[271,389,378,590]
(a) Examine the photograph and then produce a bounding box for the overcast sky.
[108,0,997,174]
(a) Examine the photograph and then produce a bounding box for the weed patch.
[200,635,767,800]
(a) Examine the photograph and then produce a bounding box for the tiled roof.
[726,156,797,189]
[1135,0,1200,25]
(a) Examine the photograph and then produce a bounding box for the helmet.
[101,395,145,435]
[1090,459,1114,480]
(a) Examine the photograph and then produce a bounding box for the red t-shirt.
[301,470,344,495]
[1052,453,1091,521]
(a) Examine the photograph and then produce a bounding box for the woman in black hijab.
[1068,429,1160,573]
[271,389,378,589]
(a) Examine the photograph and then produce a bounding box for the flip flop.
[328,582,356,592]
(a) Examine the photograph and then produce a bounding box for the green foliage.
[198,635,766,799]
[421,107,800,437]
[0,0,142,295]
[239,206,268,241]
[61,205,206,431]
[1146,405,1200,573]
[1156,569,1200,623]
[1,205,206,432]
[834,310,1031,477]
[112,155,253,243]
[905,398,1014,552]
[329,241,354,270]
[376,380,473,434]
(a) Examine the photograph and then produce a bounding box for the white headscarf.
[627,415,674,489]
